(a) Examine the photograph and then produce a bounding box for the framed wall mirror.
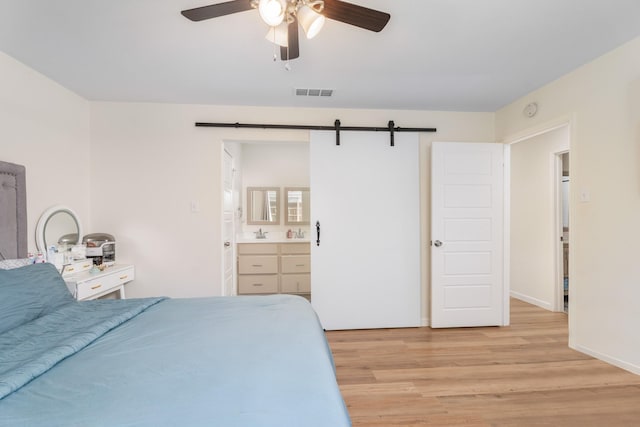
[35,205,83,252]
[247,187,280,225]
[285,187,310,225]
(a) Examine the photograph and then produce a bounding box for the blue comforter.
[0,295,350,426]
[0,298,165,399]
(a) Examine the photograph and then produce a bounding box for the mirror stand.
[35,205,83,254]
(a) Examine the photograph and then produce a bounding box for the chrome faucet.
[295,228,305,239]
[255,228,268,239]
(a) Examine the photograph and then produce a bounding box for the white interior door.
[431,142,506,328]
[310,131,421,331]
[222,150,234,296]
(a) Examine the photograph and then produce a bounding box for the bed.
[0,158,349,426]
[0,262,351,426]
[0,160,27,261]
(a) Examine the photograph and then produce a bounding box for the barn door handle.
[316,221,321,246]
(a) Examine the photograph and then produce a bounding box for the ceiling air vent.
[295,88,334,97]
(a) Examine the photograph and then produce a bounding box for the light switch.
[579,188,590,203]
[190,200,200,213]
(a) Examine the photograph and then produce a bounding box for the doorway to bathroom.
[222,140,311,298]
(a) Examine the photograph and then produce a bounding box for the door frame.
[502,115,575,338]
[222,147,235,296]
[503,143,511,326]
[554,151,570,312]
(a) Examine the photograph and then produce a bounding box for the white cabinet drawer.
[281,274,311,293]
[75,266,135,301]
[238,255,278,274]
[62,260,93,276]
[238,275,278,294]
[281,255,310,273]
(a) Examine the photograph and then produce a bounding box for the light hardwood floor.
[326,299,640,426]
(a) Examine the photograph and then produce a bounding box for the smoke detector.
[523,102,538,118]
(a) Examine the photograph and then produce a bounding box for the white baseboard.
[421,317,429,327]
[510,291,553,311]
[572,343,640,376]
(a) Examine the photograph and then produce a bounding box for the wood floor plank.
[326,298,640,426]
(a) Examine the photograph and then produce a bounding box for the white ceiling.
[2,0,640,112]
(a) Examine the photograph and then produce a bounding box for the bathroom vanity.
[237,241,310,300]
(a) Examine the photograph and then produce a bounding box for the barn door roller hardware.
[194,120,436,146]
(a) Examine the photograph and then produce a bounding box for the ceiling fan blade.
[181,0,253,22]
[280,20,300,61]
[322,0,390,32]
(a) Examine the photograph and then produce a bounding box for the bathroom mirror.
[247,187,280,225]
[285,187,310,225]
[35,205,83,252]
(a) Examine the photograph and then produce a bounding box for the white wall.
[89,101,495,322]
[496,36,640,374]
[240,142,309,235]
[242,142,309,188]
[0,52,90,254]
[510,126,569,310]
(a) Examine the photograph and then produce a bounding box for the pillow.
[0,263,74,334]
[0,258,32,270]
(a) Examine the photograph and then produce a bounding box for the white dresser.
[64,264,135,301]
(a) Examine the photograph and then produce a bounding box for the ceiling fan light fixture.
[181,0,390,62]
[258,0,286,27]
[297,5,325,39]
[265,22,289,47]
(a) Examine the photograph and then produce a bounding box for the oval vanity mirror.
[35,205,83,252]
[285,187,310,225]
[247,187,280,225]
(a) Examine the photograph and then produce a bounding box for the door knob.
[224,241,231,247]
[433,240,443,247]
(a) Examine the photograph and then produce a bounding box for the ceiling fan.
[181,0,390,61]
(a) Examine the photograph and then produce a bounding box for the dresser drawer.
[75,266,135,300]
[62,260,93,276]
[281,255,310,273]
[237,243,278,255]
[280,243,310,254]
[238,255,278,274]
[238,275,278,294]
[281,274,311,293]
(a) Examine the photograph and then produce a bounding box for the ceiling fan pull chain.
[285,44,292,70]
[272,29,278,61]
